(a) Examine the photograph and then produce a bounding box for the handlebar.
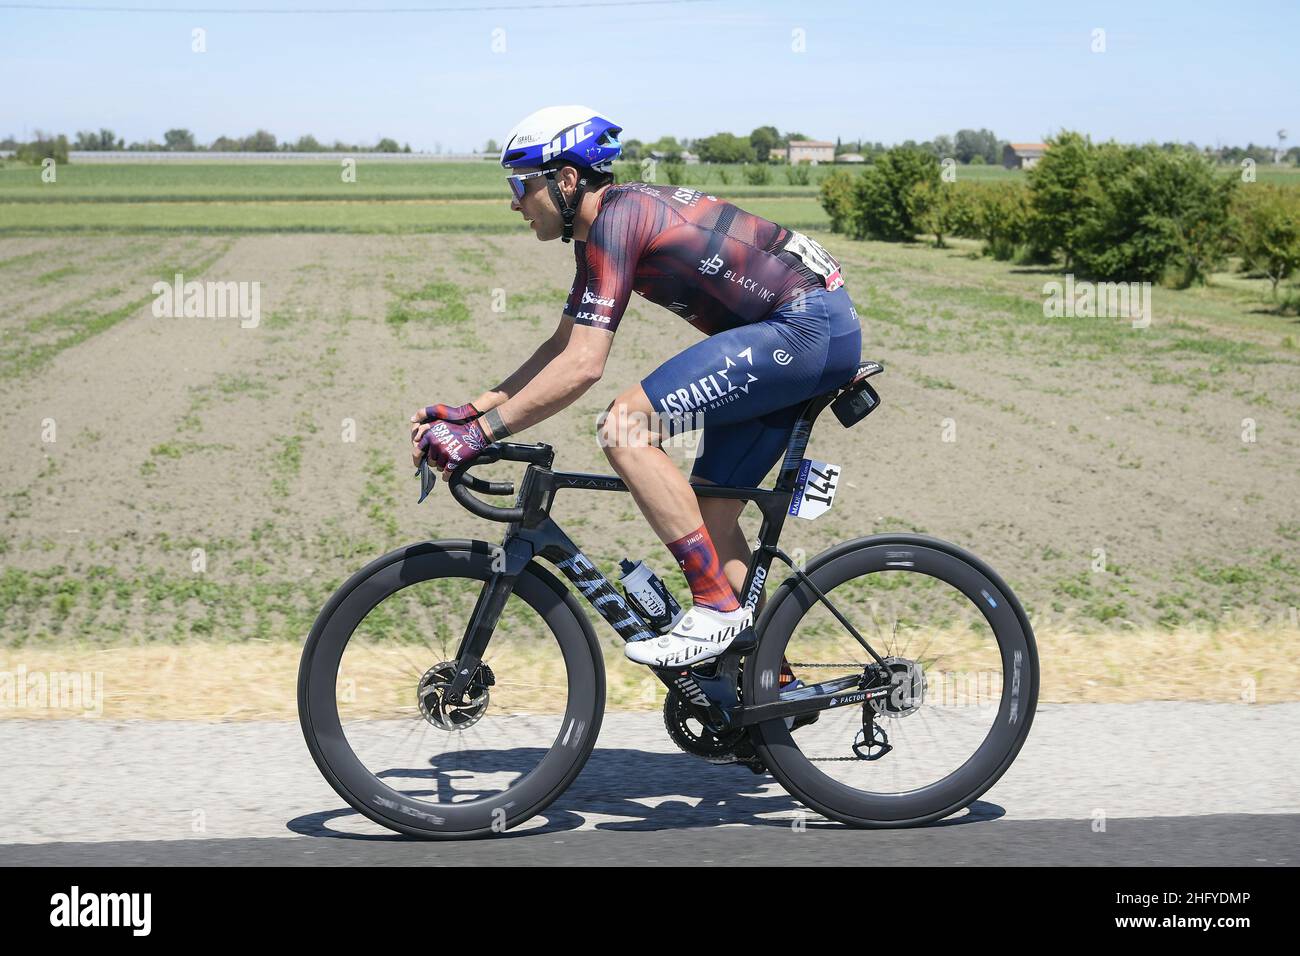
[416,441,554,523]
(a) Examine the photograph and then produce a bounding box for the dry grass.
[2,624,1296,720]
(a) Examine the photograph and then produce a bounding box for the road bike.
[298,361,1040,837]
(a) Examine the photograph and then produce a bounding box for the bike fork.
[446,538,535,703]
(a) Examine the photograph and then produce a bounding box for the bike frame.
[442,383,890,730]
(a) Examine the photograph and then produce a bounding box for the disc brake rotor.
[417,661,494,731]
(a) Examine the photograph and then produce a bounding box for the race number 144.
[790,459,841,520]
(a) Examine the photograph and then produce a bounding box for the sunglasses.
[506,168,554,201]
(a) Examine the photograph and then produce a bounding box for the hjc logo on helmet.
[542,122,593,163]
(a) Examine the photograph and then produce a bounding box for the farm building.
[787,140,835,165]
[648,149,700,164]
[1002,143,1048,169]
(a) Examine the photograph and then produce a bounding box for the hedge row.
[819,131,1300,296]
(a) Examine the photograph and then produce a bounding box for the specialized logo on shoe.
[655,647,703,667]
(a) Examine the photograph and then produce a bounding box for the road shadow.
[286,746,1005,839]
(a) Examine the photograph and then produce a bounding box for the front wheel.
[744,534,1038,828]
[298,540,604,838]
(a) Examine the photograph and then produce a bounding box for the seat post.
[772,394,835,494]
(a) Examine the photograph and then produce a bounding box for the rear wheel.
[744,535,1038,827]
[298,540,604,838]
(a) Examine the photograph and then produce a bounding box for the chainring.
[662,689,747,764]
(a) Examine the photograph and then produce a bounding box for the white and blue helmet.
[500,105,622,173]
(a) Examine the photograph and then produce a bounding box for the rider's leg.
[601,387,751,668]
[600,385,739,613]
[611,291,860,667]
[691,481,756,613]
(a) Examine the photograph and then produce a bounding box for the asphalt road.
[2,703,1297,865]
[2,814,1296,866]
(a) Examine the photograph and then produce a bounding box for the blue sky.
[1,0,1296,150]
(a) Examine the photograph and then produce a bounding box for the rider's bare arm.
[469,315,576,413]
[480,324,612,440]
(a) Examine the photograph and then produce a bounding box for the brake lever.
[416,458,437,503]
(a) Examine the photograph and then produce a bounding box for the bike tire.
[298,539,604,838]
[743,533,1039,828]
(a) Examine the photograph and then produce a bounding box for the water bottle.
[618,559,684,633]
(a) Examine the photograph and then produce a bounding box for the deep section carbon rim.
[299,545,602,836]
[747,537,1038,826]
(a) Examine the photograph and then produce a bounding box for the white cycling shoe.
[625,604,753,669]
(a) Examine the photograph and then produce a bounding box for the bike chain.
[787,664,891,762]
[788,662,863,668]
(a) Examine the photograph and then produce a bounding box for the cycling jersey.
[564,181,862,488]
[563,182,844,336]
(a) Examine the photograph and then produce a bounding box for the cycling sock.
[667,523,741,613]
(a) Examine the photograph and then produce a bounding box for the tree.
[1027,130,1094,267]
[852,146,940,241]
[645,136,683,161]
[818,169,860,234]
[17,131,70,165]
[242,129,277,151]
[696,132,754,164]
[163,128,196,151]
[293,134,323,152]
[749,125,781,162]
[975,183,1034,260]
[74,128,119,150]
[375,137,400,153]
[1234,186,1300,301]
[954,128,1000,165]
[1072,143,1236,285]
[484,138,499,154]
[912,180,979,248]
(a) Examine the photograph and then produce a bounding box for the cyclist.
[412,105,862,669]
